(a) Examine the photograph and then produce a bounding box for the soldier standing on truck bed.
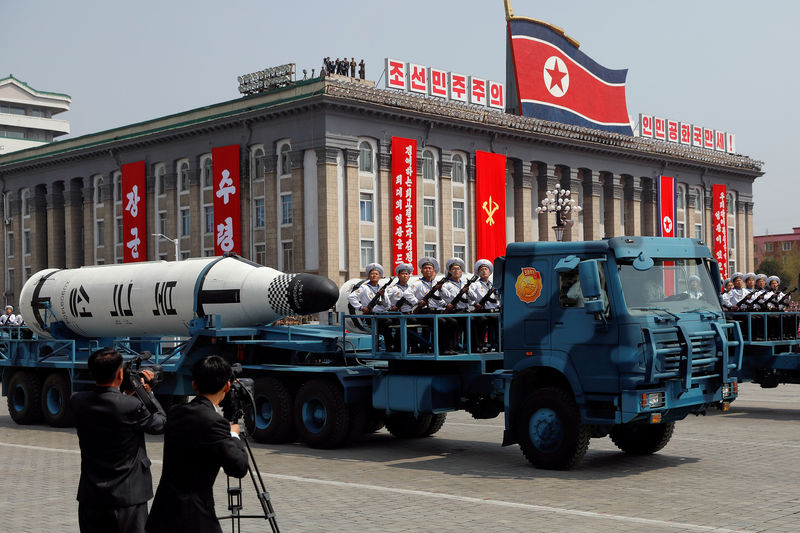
[348,263,394,350]
[386,263,418,351]
[469,259,500,352]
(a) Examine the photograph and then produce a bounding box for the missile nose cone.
[285,273,340,315]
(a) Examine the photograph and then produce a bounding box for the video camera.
[120,351,163,413]
[220,363,256,437]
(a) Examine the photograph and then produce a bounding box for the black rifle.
[414,274,452,313]
[475,286,497,309]
[738,290,768,311]
[733,290,759,309]
[363,277,395,312]
[775,288,797,308]
[445,274,479,313]
[753,290,780,311]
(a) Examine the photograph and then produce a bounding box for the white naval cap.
[365,263,384,277]
[4,305,12,311]
[418,256,440,273]
[394,263,413,275]
[756,273,767,281]
[767,275,780,285]
[445,257,466,273]
[731,272,744,281]
[474,259,493,275]
[744,272,756,281]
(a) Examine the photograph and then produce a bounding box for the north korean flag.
[507,18,632,135]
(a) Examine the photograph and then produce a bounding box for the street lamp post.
[153,233,180,260]
[534,184,583,242]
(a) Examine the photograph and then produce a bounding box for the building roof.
[0,74,72,101]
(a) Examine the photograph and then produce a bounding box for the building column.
[744,200,754,271]
[101,177,114,264]
[6,191,21,302]
[560,167,581,242]
[536,164,558,242]
[46,182,68,269]
[82,183,95,265]
[467,154,477,259]
[736,200,746,271]
[64,179,84,268]
[345,148,360,278]
[704,188,714,247]
[625,176,641,236]
[641,178,657,237]
[288,149,306,273]
[378,146,392,270]
[144,169,155,261]
[163,172,178,261]
[686,189,697,240]
[315,147,341,283]
[580,169,603,241]
[30,185,48,273]
[188,165,202,258]
[262,155,278,268]
[512,159,533,243]
[440,157,454,257]
[604,173,622,238]
[240,150,252,261]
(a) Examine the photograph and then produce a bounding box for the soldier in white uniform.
[439,258,471,355]
[0,305,18,326]
[348,263,393,350]
[386,263,418,351]
[722,272,749,310]
[469,259,500,352]
[687,275,703,300]
[744,273,757,292]
[411,257,447,352]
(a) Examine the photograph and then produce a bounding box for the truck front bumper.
[620,379,738,423]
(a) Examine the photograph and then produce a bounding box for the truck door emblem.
[482,196,499,226]
[515,267,543,303]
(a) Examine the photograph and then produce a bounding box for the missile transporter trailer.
[725,311,800,388]
[1,237,740,470]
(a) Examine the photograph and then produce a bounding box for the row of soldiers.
[347,257,500,355]
[720,272,793,312]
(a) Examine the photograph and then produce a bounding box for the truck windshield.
[617,258,722,316]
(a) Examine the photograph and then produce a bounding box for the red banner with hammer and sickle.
[475,150,507,261]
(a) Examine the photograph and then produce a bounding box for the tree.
[756,259,793,289]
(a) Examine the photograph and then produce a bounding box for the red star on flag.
[546,61,567,92]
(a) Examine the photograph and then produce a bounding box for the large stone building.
[0,74,762,306]
[0,75,70,155]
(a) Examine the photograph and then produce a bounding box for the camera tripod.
[221,376,280,533]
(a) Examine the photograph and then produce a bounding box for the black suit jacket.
[146,396,248,533]
[70,386,166,507]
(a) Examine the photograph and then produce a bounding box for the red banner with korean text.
[475,151,507,261]
[658,176,676,295]
[391,137,417,274]
[712,184,729,281]
[212,145,241,256]
[121,161,147,262]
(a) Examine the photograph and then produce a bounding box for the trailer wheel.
[610,422,675,455]
[385,412,433,439]
[516,387,589,470]
[7,371,43,425]
[294,379,350,449]
[252,377,293,444]
[423,413,447,436]
[41,373,74,427]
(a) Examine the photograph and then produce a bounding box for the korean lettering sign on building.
[121,161,146,262]
[712,184,729,280]
[638,113,736,154]
[212,145,241,255]
[391,137,417,274]
[385,58,505,110]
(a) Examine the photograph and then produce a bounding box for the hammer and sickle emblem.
[482,196,499,226]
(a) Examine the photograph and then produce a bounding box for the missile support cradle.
[1,240,747,470]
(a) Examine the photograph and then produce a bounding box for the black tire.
[515,387,590,470]
[610,422,675,455]
[41,373,74,427]
[293,379,350,449]
[7,371,43,425]
[385,412,433,439]
[423,413,447,436]
[252,376,294,444]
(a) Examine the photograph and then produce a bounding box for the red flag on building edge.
[506,16,632,135]
[121,161,146,262]
[475,150,507,262]
[212,145,241,256]
[658,175,676,295]
[391,137,417,274]
[712,184,729,281]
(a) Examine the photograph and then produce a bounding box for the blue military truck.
[1,237,740,469]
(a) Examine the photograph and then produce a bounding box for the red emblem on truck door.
[515,267,543,303]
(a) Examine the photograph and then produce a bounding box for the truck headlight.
[721,382,738,399]
[640,392,665,410]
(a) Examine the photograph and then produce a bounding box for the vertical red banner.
[475,150,507,261]
[212,145,241,255]
[658,176,676,295]
[391,137,417,273]
[121,161,147,262]
[712,184,729,281]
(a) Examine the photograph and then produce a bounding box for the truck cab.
[498,236,741,469]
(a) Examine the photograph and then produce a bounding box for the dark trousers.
[375,317,394,350]
[79,501,148,533]
[437,315,465,353]
[472,312,499,351]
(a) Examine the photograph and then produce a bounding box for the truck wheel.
[516,387,589,470]
[252,377,293,444]
[610,422,675,455]
[423,413,447,436]
[41,373,74,427]
[294,379,350,449]
[7,371,43,425]
[385,412,433,439]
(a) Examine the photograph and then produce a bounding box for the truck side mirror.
[578,260,602,301]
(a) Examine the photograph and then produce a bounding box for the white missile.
[19,255,340,339]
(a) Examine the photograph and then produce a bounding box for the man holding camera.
[70,347,166,533]
[146,355,249,533]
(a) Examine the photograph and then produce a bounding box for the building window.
[280,144,291,176]
[158,212,167,235]
[202,158,213,188]
[422,151,435,180]
[782,241,792,251]
[116,217,123,244]
[156,166,166,196]
[452,201,465,229]
[694,224,702,241]
[23,230,30,255]
[204,206,213,234]
[179,162,190,193]
[424,243,437,260]
[94,177,104,204]
[6,232,14,257]
[96,220,105,247]
[159,253,168,261]
[359,193,374,222]
[360,239,374,268]
[253,148,265,180]
[181,251,190,260]
[254,199,265,227]
[24,266,31,281]
[281,194,293,225]
[7,269,13,293]
[114,175,122,202]
[255,244,266,265]
[181,208,190,237]
[204,249,215,257]
[423,198,436,227]
[359,141,373,173]
[766,242,774,252]
[728,260,736,275]
[454,245,465,261]
[452,154,465,183]
[21,189,30,217]
[676,222,685,238]
[282,241,294,271]
[676,185,686,210]
[694,187,703,213]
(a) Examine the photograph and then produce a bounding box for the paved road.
[1,383,799,532]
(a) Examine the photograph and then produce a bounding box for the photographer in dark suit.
[70,347,166,533]
[146,355,249,533]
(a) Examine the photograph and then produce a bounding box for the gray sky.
[3,0,796,235]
